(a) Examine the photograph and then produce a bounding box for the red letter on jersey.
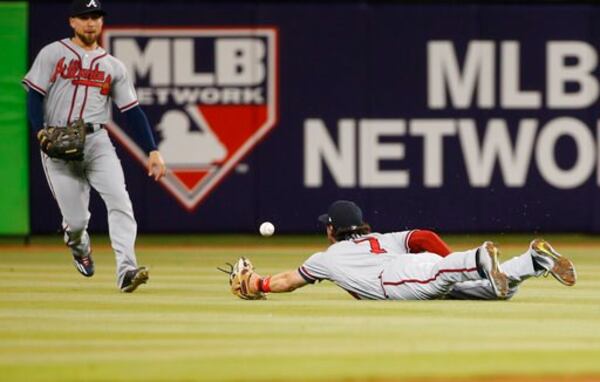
[354,237,387,254]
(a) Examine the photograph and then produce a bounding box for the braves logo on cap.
[70,0,105,16]
[102,27,278,210]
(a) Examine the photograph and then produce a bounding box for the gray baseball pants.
[40,128,138,287]
[380,248,537,300]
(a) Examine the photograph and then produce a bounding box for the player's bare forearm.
[249,270,308,294]
[269,270,308,292]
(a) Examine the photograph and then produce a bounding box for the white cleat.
[530,239,577,286]
[479,241,509,299]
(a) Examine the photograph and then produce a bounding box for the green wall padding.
[0,2,29,235]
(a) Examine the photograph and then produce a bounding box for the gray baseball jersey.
[299,231,539,301]
[23,38,138,126]
[299,231,415,300]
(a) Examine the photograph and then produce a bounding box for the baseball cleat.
[479,241,509,299]
[72,252,95,277]
[530,239,577,286]
[120,267,149,293]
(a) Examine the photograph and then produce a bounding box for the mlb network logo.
[102,27,278,210]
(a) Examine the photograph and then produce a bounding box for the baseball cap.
[70,0,106,17]
[318,200,364,230]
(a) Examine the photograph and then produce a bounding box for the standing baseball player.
[224,200,577,301]
[23,0,167,292]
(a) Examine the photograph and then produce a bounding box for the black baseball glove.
[37,119,86,161]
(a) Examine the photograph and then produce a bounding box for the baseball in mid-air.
[259,222,275,237]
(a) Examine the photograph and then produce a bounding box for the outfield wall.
[0,2,29,235]
[25,1,600,233]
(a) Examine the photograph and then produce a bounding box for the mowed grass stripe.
[2,350,600,382]
[0,238,599,381]
[2,343,600,366]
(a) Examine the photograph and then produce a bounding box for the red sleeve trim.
[23,79,47,95]
[298,266,318,283]
[119,100,139,112]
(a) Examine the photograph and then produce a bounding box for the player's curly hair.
[332,223,372,241]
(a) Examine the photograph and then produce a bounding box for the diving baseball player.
[222,200,577,301]
[23,0,167,292]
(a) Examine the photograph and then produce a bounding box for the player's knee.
[64,218,88,233]
[108,205,135,220]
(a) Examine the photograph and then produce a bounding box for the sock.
[475,249,486,278]
[532,256,545,272]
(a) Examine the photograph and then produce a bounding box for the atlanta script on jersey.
[23,38,138,126]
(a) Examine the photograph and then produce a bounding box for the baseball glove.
[217,257,266,300]
[37,119,86,161]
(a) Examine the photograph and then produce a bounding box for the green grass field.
[1,235,599,382]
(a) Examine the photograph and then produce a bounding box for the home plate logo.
[102,27,278,210]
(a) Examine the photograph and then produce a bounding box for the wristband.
[257,276,272,293]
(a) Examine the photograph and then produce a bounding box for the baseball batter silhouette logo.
[157,106,227,166]
[102,27,278,210]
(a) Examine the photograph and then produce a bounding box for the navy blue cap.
[70,0,106,17]
[318,200,364,230]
